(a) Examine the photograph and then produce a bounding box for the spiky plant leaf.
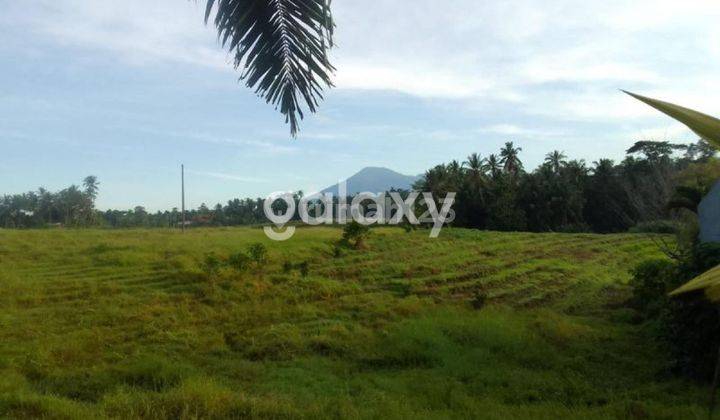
[625,91,720,301]
[623,91,720,149]
[205,0,335,137]
[669,265,720,300]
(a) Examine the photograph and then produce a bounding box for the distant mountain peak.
[320,167,420,196]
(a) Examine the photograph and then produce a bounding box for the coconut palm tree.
[463,153,484,174]
[416,165,450,198]
[83,176,100,201]
[204,0,335,137]
[483,154,503,179]
[447,159,462,177]
[464,153,483,172]
[499,142,523,175]
[544,150,567,174]
[463,153,486,189]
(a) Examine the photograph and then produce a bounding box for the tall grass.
[0,227,708,418]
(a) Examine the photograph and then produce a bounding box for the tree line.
[1,140,717,231]
[415,139,718,233]
[0,176,100,228]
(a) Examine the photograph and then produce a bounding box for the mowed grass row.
[0,227,708,418]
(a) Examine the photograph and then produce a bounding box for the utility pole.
[181,164,186,233]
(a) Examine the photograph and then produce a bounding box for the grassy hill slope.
[0,227,707,418]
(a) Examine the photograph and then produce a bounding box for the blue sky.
[2,0,719,211]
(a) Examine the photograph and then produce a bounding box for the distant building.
[699,180,720,243]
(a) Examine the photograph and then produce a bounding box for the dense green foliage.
[0,176,100,228]
[416,140,717,233]
[0,227,710,418]
[630,243,720,381]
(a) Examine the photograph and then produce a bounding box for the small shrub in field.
[201,253,221,276]
[341,221,371,249]
[279,260,309,277]
[298,261,309,278]
[629,259,677,314]
[247,243,268,266]
[471,290,487,310]
[332,245,344,258]
[227,252,250,272]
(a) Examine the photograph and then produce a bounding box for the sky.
[2,0,720,211]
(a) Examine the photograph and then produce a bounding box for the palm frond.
[205,0,335,137]
[670,265,720,300]
[623,91,720,149]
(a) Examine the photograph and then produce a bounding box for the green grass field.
[0,227,709,419]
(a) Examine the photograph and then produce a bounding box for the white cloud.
[334,60,493,99]
[199,137,299,155]
[11,0,227,69]
[138,129,302,155]
[600,0,720,31]
[188,170,268,183]
[5,0,720,125]
[478,124,566,138]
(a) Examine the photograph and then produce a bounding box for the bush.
[689,242,720,270]
[247,243,268,266]
[279,260,309,277]
[332,245,344,258]
[629,259,678,316]
[471,290,487,310]
[399,220,414,233]
[630,244,720,381]
[298,261,309,278]
[341,221,370,249]
[227,252,250,272]
[201,253,222,276]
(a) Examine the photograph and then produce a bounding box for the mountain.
[320,167,421,196]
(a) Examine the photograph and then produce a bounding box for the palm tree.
[544,150,567,174]
[204,0,335,137]
[463,153,485,174]
[483,154,502,178]
[36,187,54,225]
[447,160,462,179]
[499,142,523,175]
[417,165,450,197]
[591,159,615,176]
[83,176,100,200]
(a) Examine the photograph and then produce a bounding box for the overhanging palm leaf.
[623,91,720,149]
[669,265,720,299]
[205,0,335,137]
[625,91,720,301]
